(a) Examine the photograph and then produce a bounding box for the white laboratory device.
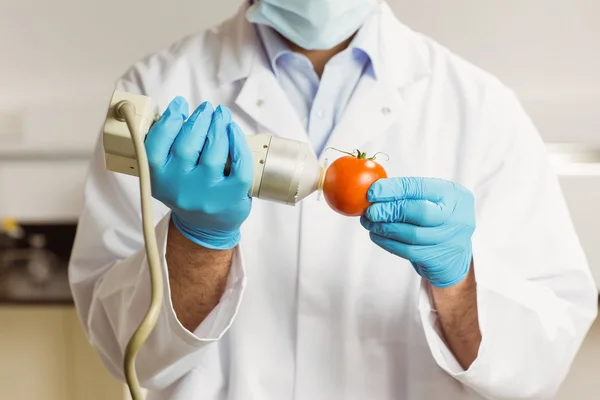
[100,90,327,399]
[103,90,325,205]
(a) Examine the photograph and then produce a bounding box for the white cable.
[115,100,164,400]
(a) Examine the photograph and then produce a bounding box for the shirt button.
[316,109,325,118]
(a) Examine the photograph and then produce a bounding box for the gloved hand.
[145,96,254,250]
[360,177,476,288]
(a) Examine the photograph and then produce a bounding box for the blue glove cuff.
[171,213,241,250]
[429,270,469,288]
[421,253,472,289]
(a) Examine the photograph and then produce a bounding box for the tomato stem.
[368,152,390,161]
[325,147,389,161]
[325,147,360,158]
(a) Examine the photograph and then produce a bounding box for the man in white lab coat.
[68,1,598,399]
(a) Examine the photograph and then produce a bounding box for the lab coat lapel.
[235,62,308,144]
[320,2,431,160]
[217,1,431,150]
[321,76,404,160]
[216,2,307,143]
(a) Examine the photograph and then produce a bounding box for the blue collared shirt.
[255,17,380,157]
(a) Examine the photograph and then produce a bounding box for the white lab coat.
[69,3,597,399]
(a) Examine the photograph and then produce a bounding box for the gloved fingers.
[171,101,214,170]
[226,122,254,187]
[368,177,450,203]
[360,216,456,245]
[145,97,189,167]
[199,105,232,176]
[365,199,449,227]
[369,232,425,263]
[369,233,469,285]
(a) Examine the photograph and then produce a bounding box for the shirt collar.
[255,7,383,80]
[348,7,382,79]
[256,23,293,76]
[217,2,431,89]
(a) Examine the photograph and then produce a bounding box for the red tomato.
[322,149,388,217]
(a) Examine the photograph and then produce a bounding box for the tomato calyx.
[325,147,389,161]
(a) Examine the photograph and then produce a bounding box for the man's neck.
[283,35,356,78]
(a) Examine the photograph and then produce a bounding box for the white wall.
[0,0,599,221]
[1,1,598,143]
[0,0,245,221]
[397,0,600,145]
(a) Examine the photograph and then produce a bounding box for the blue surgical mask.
[246,0,378,50]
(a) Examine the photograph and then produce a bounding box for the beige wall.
[0,307,123,400]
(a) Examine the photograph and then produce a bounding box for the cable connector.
[103,90,158,176]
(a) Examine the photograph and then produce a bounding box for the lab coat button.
[256,99,265,107]
[382,107,391,115]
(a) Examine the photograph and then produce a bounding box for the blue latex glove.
[145,97,254,250]
[360,177,476,288]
